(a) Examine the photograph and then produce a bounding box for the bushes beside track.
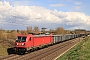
[57,36,90,60]
[0,39,14,56]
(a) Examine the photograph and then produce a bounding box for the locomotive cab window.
[16,36,27,42]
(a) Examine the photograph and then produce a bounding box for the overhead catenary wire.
[0,15,32,26]
[0,20,31,26]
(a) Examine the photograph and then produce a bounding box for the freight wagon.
[14,34,84,54]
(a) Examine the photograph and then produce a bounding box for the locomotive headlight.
[17,43,18,45]
[22,43,25,46]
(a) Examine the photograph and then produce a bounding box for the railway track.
[0,38,84,60]
[14,40,73,60]
[0,54,17,60]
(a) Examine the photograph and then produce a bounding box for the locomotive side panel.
[33,36,52,47]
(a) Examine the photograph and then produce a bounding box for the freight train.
[14,34,84,54]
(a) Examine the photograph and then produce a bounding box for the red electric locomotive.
[14,34,52,54]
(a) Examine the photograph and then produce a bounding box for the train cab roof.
[17,34,52,37]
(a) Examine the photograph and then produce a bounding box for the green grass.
[57,37,90,60]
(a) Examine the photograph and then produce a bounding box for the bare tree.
[55,27,65,34]
[33,26,40,34]
[26,26,33,33]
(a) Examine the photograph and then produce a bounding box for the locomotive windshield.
[16,36,27,42]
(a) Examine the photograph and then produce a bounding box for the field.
[57,36,90,60]
[0,44,8,56]
[0,39,14,56]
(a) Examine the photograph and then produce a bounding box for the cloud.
[0,1,90,30]
[0,15,2,19]
[74,6,81,10]
[50,4,65,7]
[50,9,67,18]
[75,2,82,5]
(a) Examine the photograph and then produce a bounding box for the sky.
[0,0,90,30]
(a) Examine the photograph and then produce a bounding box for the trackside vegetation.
[57,36,90,60]
[0,44,8,56]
